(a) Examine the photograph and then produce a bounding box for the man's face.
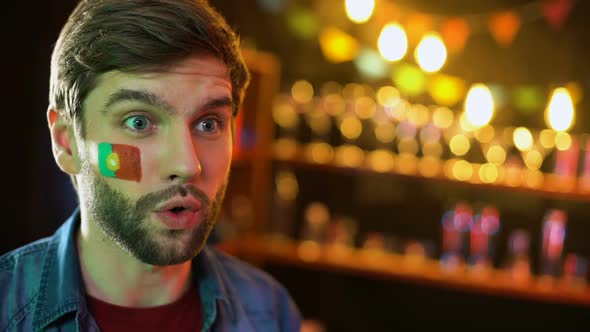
[75,55,233,266]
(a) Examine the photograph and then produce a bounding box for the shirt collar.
[32,208,87,330]
[193,245,236,329]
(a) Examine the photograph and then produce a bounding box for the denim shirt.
[0,209,301,332]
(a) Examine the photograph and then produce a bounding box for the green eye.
[124,115,151,131]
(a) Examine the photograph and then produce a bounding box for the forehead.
[83,55,232,110]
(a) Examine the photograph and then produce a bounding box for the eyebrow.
[104,88,233,116]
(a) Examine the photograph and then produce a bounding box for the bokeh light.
[345,0,375,24]
[486,145,506,165]
[335,144,365,167]
[432,107,454,129]
[374,122,396,143]
[464,83,495,127]
[392,63,427,97]
[449,134,470,156]
[378,23,408,61]
[479,163,498,183]
[292,80,314,103]
[555,132,572,151]
[339,114,363,140]
[354,48,389,80]
[319,27,359,63]
[546,87,575,132]
[415,33,447,73]
[513,127,533,151]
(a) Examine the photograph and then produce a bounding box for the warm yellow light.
[273,102,299,129]
[354,96,376,119]
[422,141,443,157]
[306,110,331,136]
[539,129,556,149]
[319,27,359,63]
[397,153,418,175]
[407,104,430,127]
[335,144,364,167]
[276,171,299,201]
[273,138,298,160]
[398,138,419,155]
[306,142,334,164]
[345,0,375,24]
[376,86,400,107]
[374,122,396,143]
[546,87,575,132]
[475,125,495,143]
[479,163,498,183]
[368,149,395,172]
[378,23,408,61]
[513,127,533,151]
[449,134,470,156]
[428,74,466,106]
[418,156,442,177]
[524,150,543,170]
[415,32,447,73]
[459,112,478,132]
[464,83,494,127]
[339,115,363,140]
[432,107,454,129]
[555,132,572,151]
[486,145,506,165]
[452,160,473,181]
[392,64,427,97]
[525,170,544,188]
[292,80,314,103]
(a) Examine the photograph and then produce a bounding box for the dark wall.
[1,1,79,255]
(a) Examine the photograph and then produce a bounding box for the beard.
[79,168,226,266]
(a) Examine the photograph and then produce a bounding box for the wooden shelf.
[217,235,590,307]
[270,143,590,203]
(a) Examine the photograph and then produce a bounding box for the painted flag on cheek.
[98,142,142,182]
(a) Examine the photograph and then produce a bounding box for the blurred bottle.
[469,206,501,269]
[440,202,473,272]
[540,209,567,278]
[578,136,590,191]
[562,253,588,290]
[555,137,579,178]
[505,229,531,282]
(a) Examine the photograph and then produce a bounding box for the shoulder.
[205,246,302,330]
[208,246,284,292]
[0,238,51,330]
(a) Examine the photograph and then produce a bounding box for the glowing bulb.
[486,145,506,165]
[345,0,375,24]
[513,127,533,151]
[449,134,470,156]
[432,107,454,129]
[415,33,447,73]
[378,23,408,61]
[464,83,494,127]
[546,87,575,132]
[291,80,314,103]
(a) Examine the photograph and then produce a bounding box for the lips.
[153,197,203,230]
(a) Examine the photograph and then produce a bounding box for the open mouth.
[169,206,187,214]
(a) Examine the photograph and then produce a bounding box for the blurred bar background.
[3,0,590,330]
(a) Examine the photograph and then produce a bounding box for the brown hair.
[50,0,249,137]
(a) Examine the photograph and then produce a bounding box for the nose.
[161,125,202,182]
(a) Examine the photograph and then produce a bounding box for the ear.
[47,106,80,175]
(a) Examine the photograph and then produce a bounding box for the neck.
[76,215,193,307]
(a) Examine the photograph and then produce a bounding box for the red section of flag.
[112,144,142,182]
